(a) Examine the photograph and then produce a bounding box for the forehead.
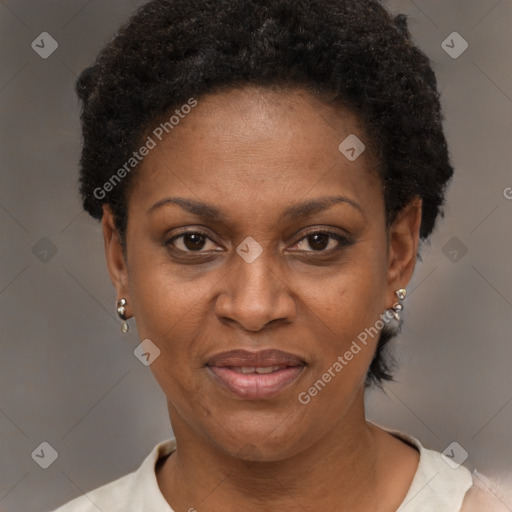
[128,86,383,222]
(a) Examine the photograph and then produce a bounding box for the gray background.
[1,1,511,511]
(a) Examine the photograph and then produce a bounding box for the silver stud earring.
[391,288,407,321]
[117,298,129,333]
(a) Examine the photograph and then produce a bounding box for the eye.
[165,229,351,254]
[289,230,351,252]
[166,231,221,252]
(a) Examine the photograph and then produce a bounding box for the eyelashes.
[289,230,352,253]
[165,229,353,255]
[166,230,219,253]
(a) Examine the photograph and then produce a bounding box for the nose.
[214,251,296,332]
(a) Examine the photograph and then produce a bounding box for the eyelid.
[166,229,222,251]
[295,227,351,240]
[165,227,352,254]
[288,229,352,252]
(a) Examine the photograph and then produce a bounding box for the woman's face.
[103,86,420,461]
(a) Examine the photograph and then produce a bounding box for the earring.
[391,288,407,321]
[117,298,129,333]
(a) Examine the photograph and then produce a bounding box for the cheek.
[305,245,388,341]
[295,243,390,405]
[126,249,217,384]
[131,278,208,413]
[127,250,205,340]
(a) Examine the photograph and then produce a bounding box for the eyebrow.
[146,195,363,222]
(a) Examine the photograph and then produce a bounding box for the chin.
[202,410,309,462]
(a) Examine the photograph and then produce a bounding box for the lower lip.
[207,366,305,400]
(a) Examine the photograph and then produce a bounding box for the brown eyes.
[289,231,348,252]
[170,231,217,252]
[166,230,352,254]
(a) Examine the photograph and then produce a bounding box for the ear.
[102,205,131,315]
[386,196,422,304]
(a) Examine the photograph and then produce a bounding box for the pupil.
[309,233,328,251]
[184,234,206,251]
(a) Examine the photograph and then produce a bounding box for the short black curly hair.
[75,0,454,387]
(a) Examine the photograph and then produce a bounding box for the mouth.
[206,349,306,400]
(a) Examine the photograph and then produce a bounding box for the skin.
[103,86,422,512]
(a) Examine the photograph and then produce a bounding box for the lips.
[207,348,305,368]
[206,349,306,400]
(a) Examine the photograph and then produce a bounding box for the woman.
[52,0,507,510]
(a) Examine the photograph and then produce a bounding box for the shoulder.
[460,472,512,512]
[371,422,472,511]
[50,439,176,512]
[51,472,135,512]
[376,423,512,512]
[397,440,473,511]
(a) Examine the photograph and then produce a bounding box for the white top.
[51,430,506,512]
